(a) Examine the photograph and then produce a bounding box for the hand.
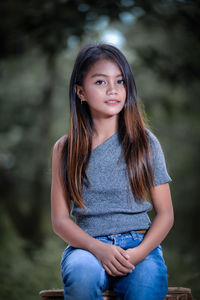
[92,240,135,277]
[126,246,145,266]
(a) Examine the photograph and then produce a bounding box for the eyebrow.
[91,73,123,78]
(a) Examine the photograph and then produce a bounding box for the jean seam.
[98,268,107,298]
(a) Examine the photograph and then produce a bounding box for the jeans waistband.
[109,229,147,237]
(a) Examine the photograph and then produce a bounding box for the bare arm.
[126,183,174,264]
[51,137,101,250]
[51,137,134,276]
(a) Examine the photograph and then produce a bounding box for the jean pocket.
[130,230,145,242]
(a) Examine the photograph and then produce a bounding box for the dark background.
[0,0,199,299]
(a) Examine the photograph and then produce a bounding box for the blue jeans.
[61,231,168,300]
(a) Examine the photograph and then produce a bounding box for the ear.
[75,85,86,102]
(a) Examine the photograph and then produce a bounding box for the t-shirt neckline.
[91,131,118,152]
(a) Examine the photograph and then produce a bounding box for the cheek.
[121,88,127,100]
[85,87,103,100]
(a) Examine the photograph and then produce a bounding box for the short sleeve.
[147,129,172,186]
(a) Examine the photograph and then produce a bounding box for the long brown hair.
[62,43,154,208]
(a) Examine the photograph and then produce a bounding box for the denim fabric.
[61,231,168,300]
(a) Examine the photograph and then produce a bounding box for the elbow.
[170,212,174,229]
[51,216,62,235]
[168,217,174,233]
[51,214,69,236]
[167,209,174,231]
[157,209,174,232]
[52,219,58,235]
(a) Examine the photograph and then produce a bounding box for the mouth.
[105,99,120,104]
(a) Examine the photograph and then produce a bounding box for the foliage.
[0,0,200,299]
[0,215,65,300]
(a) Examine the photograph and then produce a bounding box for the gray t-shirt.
[71,129,172,237]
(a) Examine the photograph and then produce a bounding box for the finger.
[103,264,112,276]
[110,259,131,276]
[116,250,135,270]
[118,248,133,261]
[120,249,130,260]
[118,248,135,267]
[110,259,133,275]
[105,262,128,277]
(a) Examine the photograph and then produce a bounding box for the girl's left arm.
[126,182,174,265]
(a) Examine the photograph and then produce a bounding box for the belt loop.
[107,235,116,244]
[130,230,137,239]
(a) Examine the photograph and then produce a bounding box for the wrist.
[136,243,149,259]
[129,244,147,261]
[87,238,102,255]
[126,246,144,265]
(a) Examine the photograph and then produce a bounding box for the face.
[76,58,126,120]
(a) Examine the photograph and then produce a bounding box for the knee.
[61,248,104,289]
[125,252,168,299]
[136,251,168,287]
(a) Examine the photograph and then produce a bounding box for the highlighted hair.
[62,44,154,208]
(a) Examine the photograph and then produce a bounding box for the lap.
[112,246,168,300]
[61,232,168,299]
[97,231,168,299]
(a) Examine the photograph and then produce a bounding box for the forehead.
[85,58,122,77]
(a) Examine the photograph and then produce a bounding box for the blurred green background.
[0,0,199,299]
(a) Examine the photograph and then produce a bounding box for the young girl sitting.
[51,43,174,300]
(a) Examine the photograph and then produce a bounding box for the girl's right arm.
[51,137,135,277]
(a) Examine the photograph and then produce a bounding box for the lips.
[105,99,120,103]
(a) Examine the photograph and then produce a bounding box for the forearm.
[53,216,135,276]
[136,211,174,259]
[133,183,174,261]
[52,216,101,253]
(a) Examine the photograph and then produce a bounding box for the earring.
[81,98,86,104]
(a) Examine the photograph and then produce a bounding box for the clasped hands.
[92,241,143,277]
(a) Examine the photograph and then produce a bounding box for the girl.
[51,43,174,300]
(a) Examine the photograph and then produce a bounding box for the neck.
[92,116,118,138]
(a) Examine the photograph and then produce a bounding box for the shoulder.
[145,128,172,184]
[53,134,68,156]
[145,128,163,157]
[145,128,160,145]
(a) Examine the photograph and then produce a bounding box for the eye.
[117,79,125,85]
[95,80,106,85]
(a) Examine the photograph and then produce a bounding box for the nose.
[106,82,118,95]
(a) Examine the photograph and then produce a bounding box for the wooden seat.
[40,287,193,299]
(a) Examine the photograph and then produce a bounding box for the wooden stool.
[40,287,193,299]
